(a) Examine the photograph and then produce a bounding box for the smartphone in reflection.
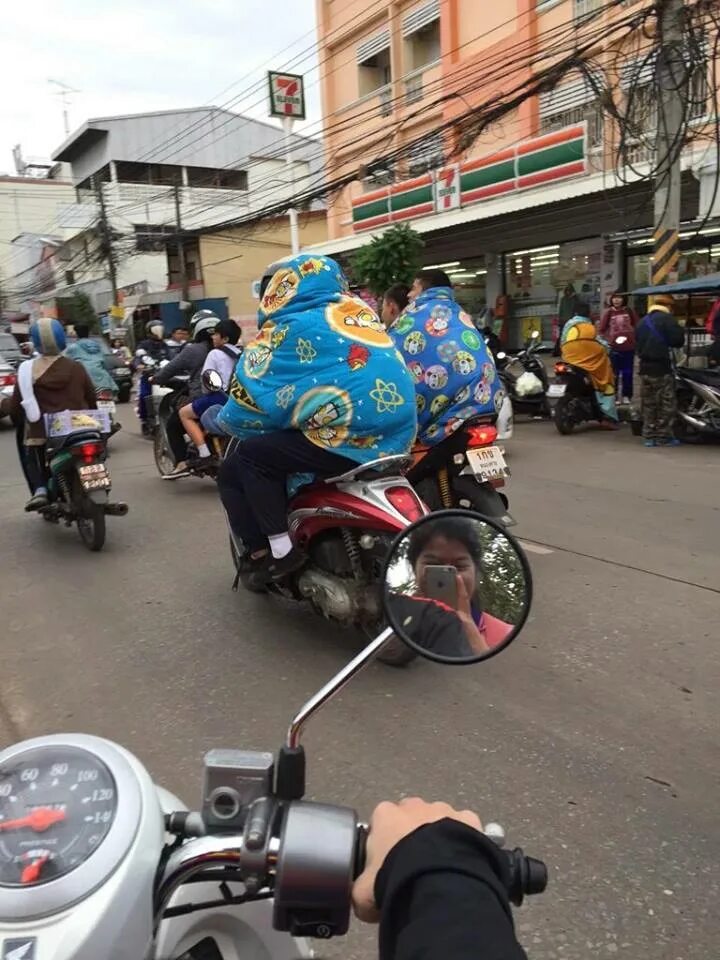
[421,565,458,609]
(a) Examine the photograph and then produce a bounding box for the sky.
[0,0,321,174]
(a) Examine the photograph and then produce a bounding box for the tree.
[350,224,424,297]
[68,291,99,332]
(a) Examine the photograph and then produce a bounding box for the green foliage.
[350,224,424,296]
[68,291,99,332]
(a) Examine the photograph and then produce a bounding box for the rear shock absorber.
[341,527,362,578]
[437,466,452,508]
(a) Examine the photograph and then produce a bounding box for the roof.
[632,273,720,295]
[0,175,71,185]
[52,106,319,163]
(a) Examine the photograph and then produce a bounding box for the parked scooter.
[629,363,720,442]
[0,511,545,960]
[494,331,551,419]
[229,449,428,665]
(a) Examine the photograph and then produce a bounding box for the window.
[185,166,248,190]
[539,76,604,149]
[134,224,175,253]
[64,270,74,285]
[403,1,440,73]
[357,30,392,98]
[114,161,181,186]
[540,103,603,149]
[407,132,444,176]
[688,63,708,120]
[574,0,602,22]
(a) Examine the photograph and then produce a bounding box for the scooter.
[494,331,551,419]
[229,447,428,666]
[0,510,546,960]
[550,361,615,434]
[629,364,720,442]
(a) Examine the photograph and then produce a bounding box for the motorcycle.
[0,510,546,960]
[35,415,128,551]
[549,360,615,434]
[629,364,720,442]
[494,331,551,419]
[407,415,515,526]
[154,370,228,480]
[229,448,428,666]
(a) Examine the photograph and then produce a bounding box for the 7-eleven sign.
[435,165,460,212]
[268,71,306,120]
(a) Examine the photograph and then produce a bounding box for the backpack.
[607,310,635,349]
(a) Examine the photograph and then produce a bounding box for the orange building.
[311,0,720,343]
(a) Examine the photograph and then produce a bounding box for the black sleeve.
[665,317,686,348]
[153,344,196,384]
[376,820,527,960]
[388,596,474,659]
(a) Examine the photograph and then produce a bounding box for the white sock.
[197,443,210,457]
[269,532,293,559]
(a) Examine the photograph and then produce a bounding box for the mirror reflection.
[382,511,531,663]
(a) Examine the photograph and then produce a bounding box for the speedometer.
[0,746,117,886]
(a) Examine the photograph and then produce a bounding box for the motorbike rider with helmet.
[135,321,170,434]
[152,309,220,478]
[357,798,527,960]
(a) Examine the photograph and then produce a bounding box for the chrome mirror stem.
[286,628,394,748]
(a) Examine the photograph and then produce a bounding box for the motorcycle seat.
[324,454,414,483]
[676,366,720,387]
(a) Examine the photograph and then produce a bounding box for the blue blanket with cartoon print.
[217,254,417,464]
[389,286,504,445]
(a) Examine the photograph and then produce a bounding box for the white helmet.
[190,309,220,342]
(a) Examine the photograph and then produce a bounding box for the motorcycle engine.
[297,568,360,621]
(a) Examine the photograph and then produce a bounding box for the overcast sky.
[0,0,320,174]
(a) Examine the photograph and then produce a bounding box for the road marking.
[518,541,554,555]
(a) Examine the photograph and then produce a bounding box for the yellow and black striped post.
[651,227,679,286]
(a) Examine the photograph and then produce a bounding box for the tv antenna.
[48,78,80,137]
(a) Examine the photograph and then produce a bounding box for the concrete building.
[312,0,720,342]
[4,107,322,321]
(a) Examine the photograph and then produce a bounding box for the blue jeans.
[611,350,634,399]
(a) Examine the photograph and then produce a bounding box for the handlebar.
[156,805,547,938]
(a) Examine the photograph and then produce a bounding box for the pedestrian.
[598,291,639,403]
[635,294,686,447]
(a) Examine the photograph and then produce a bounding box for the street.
[0,413,718,960]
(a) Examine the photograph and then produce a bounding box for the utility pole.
[652,0,686,286]
[173,182,191,316]
[94,175,118,306]
[283,116,300,255]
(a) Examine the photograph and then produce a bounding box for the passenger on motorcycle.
[154,310,220,478]
[65,323,118,398]
[0,318,97,511]
[177,318,242,469]
[136,321,170,363]
[388,270,505,446]
[380,283,409,329]
[216,254,416,585]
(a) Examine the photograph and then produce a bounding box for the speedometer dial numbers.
[0,747,117,886]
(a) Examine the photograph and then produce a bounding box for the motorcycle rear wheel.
[73,480,106,552]
[554,397,575,434]
[674,394,706,444]
[153,428,176,476]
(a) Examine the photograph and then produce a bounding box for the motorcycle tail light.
[385,485,424,522]
[465,424,498,447]
[0,373,16,387]
[554,362,568,374]
[71,442,104,464]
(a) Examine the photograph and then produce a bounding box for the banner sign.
[268,71,306,120]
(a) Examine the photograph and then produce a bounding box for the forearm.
[376,820,526,960]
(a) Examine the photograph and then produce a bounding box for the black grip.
[504,847,548,906]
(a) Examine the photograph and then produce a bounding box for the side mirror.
[202,369,224,393]
[381,510,532,664]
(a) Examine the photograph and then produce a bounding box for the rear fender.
[451,476,516,527]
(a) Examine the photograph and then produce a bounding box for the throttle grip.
[504,847,548,905]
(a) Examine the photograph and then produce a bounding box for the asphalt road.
[0,410,718,960]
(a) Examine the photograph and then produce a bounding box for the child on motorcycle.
[177,319,242,469]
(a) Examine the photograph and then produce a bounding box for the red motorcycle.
[228,452,428,666]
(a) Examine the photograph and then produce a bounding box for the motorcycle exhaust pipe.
[104,502,129,516]
[677,411,712,432]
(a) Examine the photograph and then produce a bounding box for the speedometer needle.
[0,808,66,832]
[20,854,49,884]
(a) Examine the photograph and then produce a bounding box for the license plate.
[97,400,116,414]
[466,445,508,482]
[547,384,567,397]
[78,463,110,490]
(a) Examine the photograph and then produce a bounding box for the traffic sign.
[268,71,306,120]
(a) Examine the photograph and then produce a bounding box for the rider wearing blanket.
[387,270,505,446]
[217,254,416,584]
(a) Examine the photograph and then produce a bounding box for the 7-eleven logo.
[269,71,305,119]
[435,166,460,212]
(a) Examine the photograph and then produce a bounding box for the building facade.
[313,0,720,342]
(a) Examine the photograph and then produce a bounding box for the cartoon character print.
[392,313,415,336]
[430,394,450,418]
[473,380,492,406]
[404,330,426,355]
[454,384,471,405]
[444,416,464,437]
[424,423,441,442]
[271,325,290,349]
[493,388,506,412]
[347,344,370,371]
[458,310,476,329]
[407,360,424,384]
[243,342,273,380]
[299,257,329,277]
[437,340,460,364]
[416,394,426,415]
[424,365,448,391]
[292,386,353,449]
[325,299,392,347]
[261,268,300,315]
[229,376,261,412]
[461,329,481,351]
[348,434,380,450]
[452,351,476,376]
[481,361,496,385]
[425,310,451,337]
